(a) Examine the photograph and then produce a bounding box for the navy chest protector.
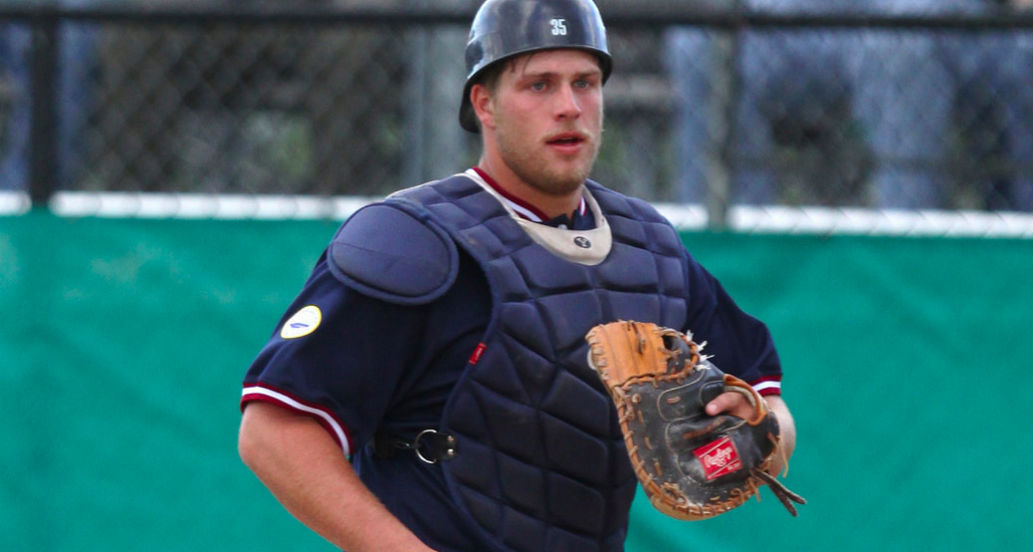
[331,176,691,552]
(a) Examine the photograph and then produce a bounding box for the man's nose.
[554,83,583,120]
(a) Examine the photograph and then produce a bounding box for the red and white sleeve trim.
[750,376,782,397]
[241,384,353,456]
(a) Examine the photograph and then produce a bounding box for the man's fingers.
[705,391,753,418]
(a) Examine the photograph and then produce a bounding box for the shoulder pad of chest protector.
[327,201,459,305]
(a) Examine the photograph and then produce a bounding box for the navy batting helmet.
[459,0,612,133]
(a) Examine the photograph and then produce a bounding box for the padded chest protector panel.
[394,176,691,552]
[327,203,459,305]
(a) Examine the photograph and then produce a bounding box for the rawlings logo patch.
[693,437,742,480]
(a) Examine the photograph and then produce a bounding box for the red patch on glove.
[694,437,742,480]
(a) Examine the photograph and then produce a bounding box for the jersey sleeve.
[681,251,783,396]
[240,251,430,456]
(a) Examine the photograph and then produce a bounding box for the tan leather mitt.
[585,320,805,520]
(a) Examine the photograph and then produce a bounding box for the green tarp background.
[1,211,1030,551]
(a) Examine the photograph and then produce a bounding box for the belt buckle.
[412,429,457,464]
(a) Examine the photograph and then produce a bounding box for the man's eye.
[530,81,547,91]
[575,77,600,89]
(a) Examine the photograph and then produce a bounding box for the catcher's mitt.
[585,320,805,520]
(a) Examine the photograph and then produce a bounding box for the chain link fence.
[1,1,1032,223]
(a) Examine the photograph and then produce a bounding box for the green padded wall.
[1,212,1030,551]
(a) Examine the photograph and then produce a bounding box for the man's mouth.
[546,132,587,152]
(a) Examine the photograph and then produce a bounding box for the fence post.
[28,13,58,207]
[404,0,466,185]
[705,28,736,230]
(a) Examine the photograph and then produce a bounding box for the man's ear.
[470,83,496,131]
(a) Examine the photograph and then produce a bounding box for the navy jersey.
[241,175,782,551]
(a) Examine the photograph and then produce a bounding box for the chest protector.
[391,176,690,552]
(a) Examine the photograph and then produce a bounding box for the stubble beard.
[496,124,602,198]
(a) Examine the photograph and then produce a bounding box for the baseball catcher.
[585,320,806,520]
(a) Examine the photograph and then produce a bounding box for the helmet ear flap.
[459,0,612,133]
[460,81,481,133]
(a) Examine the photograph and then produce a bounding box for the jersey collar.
[471,167,588,227]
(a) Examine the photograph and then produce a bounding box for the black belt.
[372,429,458,464]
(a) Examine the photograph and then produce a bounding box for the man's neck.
[475,161,583,221]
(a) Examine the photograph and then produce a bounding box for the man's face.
[486,49,604,197]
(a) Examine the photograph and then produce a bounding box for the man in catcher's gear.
[238,1,798,551]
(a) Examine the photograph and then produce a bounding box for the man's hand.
[706,392,796,476]
[705,390,756,419]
